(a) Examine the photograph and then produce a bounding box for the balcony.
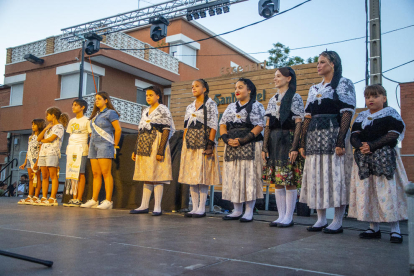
[6,32,179,74]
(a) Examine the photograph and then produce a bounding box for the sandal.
[36,197,49,206]
[390,232,403,244]
[44,197,59,207]
[18,196,32,205]
[359,229,381,239]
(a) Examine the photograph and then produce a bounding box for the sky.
[1,0,413,110]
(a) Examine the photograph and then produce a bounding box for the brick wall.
[0,87,11,164]
[400,81,414,181]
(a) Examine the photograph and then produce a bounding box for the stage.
[0,197,409,276]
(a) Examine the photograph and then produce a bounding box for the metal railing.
[406,182,414,275]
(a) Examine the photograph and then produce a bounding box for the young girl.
[130,86,174,216]
[178,79,221,218]
[81,92,122,210]
[262,67,305,227]
[349,84,408,243]
[220,78,266,222]
[18,119,46,205]
[36,108,69,206]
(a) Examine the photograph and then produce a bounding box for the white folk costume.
[220,100,265,220]
[299,77,356,231]
[132,104,175,214]
[179,98,221,216]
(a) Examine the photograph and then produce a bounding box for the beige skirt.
[178,140,221,186]
[133,131,172,184]
[222,141,264,203]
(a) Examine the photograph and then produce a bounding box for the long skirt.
[178,140,221,186]
[133,131,172,184]
[222,141,264,203]
[348,152,408,222]
[299,133,353,209]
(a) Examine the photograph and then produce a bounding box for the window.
[60,73,99,99]
[137,87,147,106]
[10,83,24,106]
[85,73,99,95]
[169,44,197,68]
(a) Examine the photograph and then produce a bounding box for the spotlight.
[200,10,206,18]
[258,0,280,19]
[84,33,103,55]
[193,12,200,19]
[216,7,222,14]
[186,13,193,21]
[223,6,230,13]
[208,8,215,16]
[149,16,169,42]
[24,54,44,65]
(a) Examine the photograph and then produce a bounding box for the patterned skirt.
[222,141,264,203]
[348,151,408,222]
[133,131,172,184]
[178,139,221,186]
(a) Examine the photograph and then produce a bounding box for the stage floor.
[0,197,409,276]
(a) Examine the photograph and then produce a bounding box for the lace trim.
[138,104,175,139]
[184,98,218,131]
[224,128,255,161]
[340,108,355,114]
[265,93,305,121]
[185,127,211,149]
[354,107,405,141]
[219,101,265,127]
[354,146,397,180]
[136,129,157,156]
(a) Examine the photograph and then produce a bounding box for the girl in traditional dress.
[81,92,122,210]
[179,79,221,218]
[349,84,408,243]
[130,86,175,216]
[220,78,266,222]
[299,51,356,234]
[18,119,45,205]
[262,67,305,227]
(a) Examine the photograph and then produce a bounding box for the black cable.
[365,0,369,87]
[353,59,414,84]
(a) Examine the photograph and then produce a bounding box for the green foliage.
[307,56,319,64]
[267,42,319,68]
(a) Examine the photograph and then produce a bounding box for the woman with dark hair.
[349,84,408,243]
[262,67,305,227]
[179,79,221,218]
[130,86,175,216]
[299,51,356,234]
[220,78,265,222]
[81,92,122,210]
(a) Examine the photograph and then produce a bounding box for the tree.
[267,42,319,68]
[307,56,319,64]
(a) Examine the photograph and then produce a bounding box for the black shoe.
[269,222,279,227]
[306,224,328,232]
[359,229,381,239]
[130,208,149,214]
[222,214,243,220]
[192,213,206,218]
[390,232,403,243]
[152,212,162,216]
[184,213,193,218]
[239,217,253,223]
[323,227,343,234]
[278,221,294,228]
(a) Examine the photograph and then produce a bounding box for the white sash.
[65,144,84,195]
[92,116,115,144]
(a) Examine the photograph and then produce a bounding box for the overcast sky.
[1,0,413,110]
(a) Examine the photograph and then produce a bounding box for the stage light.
[186,13,193,21]
[150,16,169,42]
[208,8,215,16]
[193,12,200,19]
[24,54,44,65]
[258,0,280,19]
[223,6,230,13]
[200,10,207,18]
[216,7,222,14]
[84,33,103,55]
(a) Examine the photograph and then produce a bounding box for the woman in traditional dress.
[220,78,265,222]
[130,86,174,216]
[299,51,356,234]
[179,79,221,218]
[262,67,305,227]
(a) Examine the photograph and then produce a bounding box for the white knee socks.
[195,185,208,215]
[153,184,163,213]
[280,189,297,224]
[273,189,286,223]
[390,221,401,237]
[189,185,200,214]
[229,202,243,217]
[136,183,153,210]
[313,209,327,228]
[242,200,256,220]
[327,205,346,230]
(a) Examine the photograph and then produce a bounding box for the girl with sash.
[220,78,266,222]
[349,84,408,243]
[262,67,305,227]
[299,51,356,234]
[179,79,221,218]
[36,107,69,206]
[81,92,122,210]
[130,86,174,216]
[18,119,45,205]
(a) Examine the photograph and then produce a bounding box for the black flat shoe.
[152,212,162,216]
[306,224,328,232]
[222,214,243,220]
[323,227,343,234]
[359,229,381,239]
[239,217,253,223]
[390,232,403,243]
[130,208,149,214]
[192,213,206,218]
[184,213,193,218]
[269,222,279,227]
[277,221,294,228]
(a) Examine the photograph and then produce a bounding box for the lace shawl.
[184,98,219,131]
[265,93,305,121]
[138,104,175,138]
[219,101,265,127]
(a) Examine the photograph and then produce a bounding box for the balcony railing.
[83,94,146,126]
[8,33,179,74]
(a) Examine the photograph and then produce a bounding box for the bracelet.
[114,146,120,149]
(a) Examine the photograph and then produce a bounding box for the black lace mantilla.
[136,128,157,156]
[354,146,397,180]
[225,128,255,162]
[186,121,211,150]
[305,114,340,155]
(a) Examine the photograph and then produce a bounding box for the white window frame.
[166,34,200,69]
[4,73,26,107]
[135,79,153,106]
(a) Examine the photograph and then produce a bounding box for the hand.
[335,147,346,156]
[261,151,268,163]
[131,152,136,161]
[227,139,239,147]
[289,151,298,164]
[203,149,213,156]
[156,155,164,161]
[359,142,371,154]
[299,148,306,159]
[231,138,241,147]
[33,163,38,170]
[19,163,26,170]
